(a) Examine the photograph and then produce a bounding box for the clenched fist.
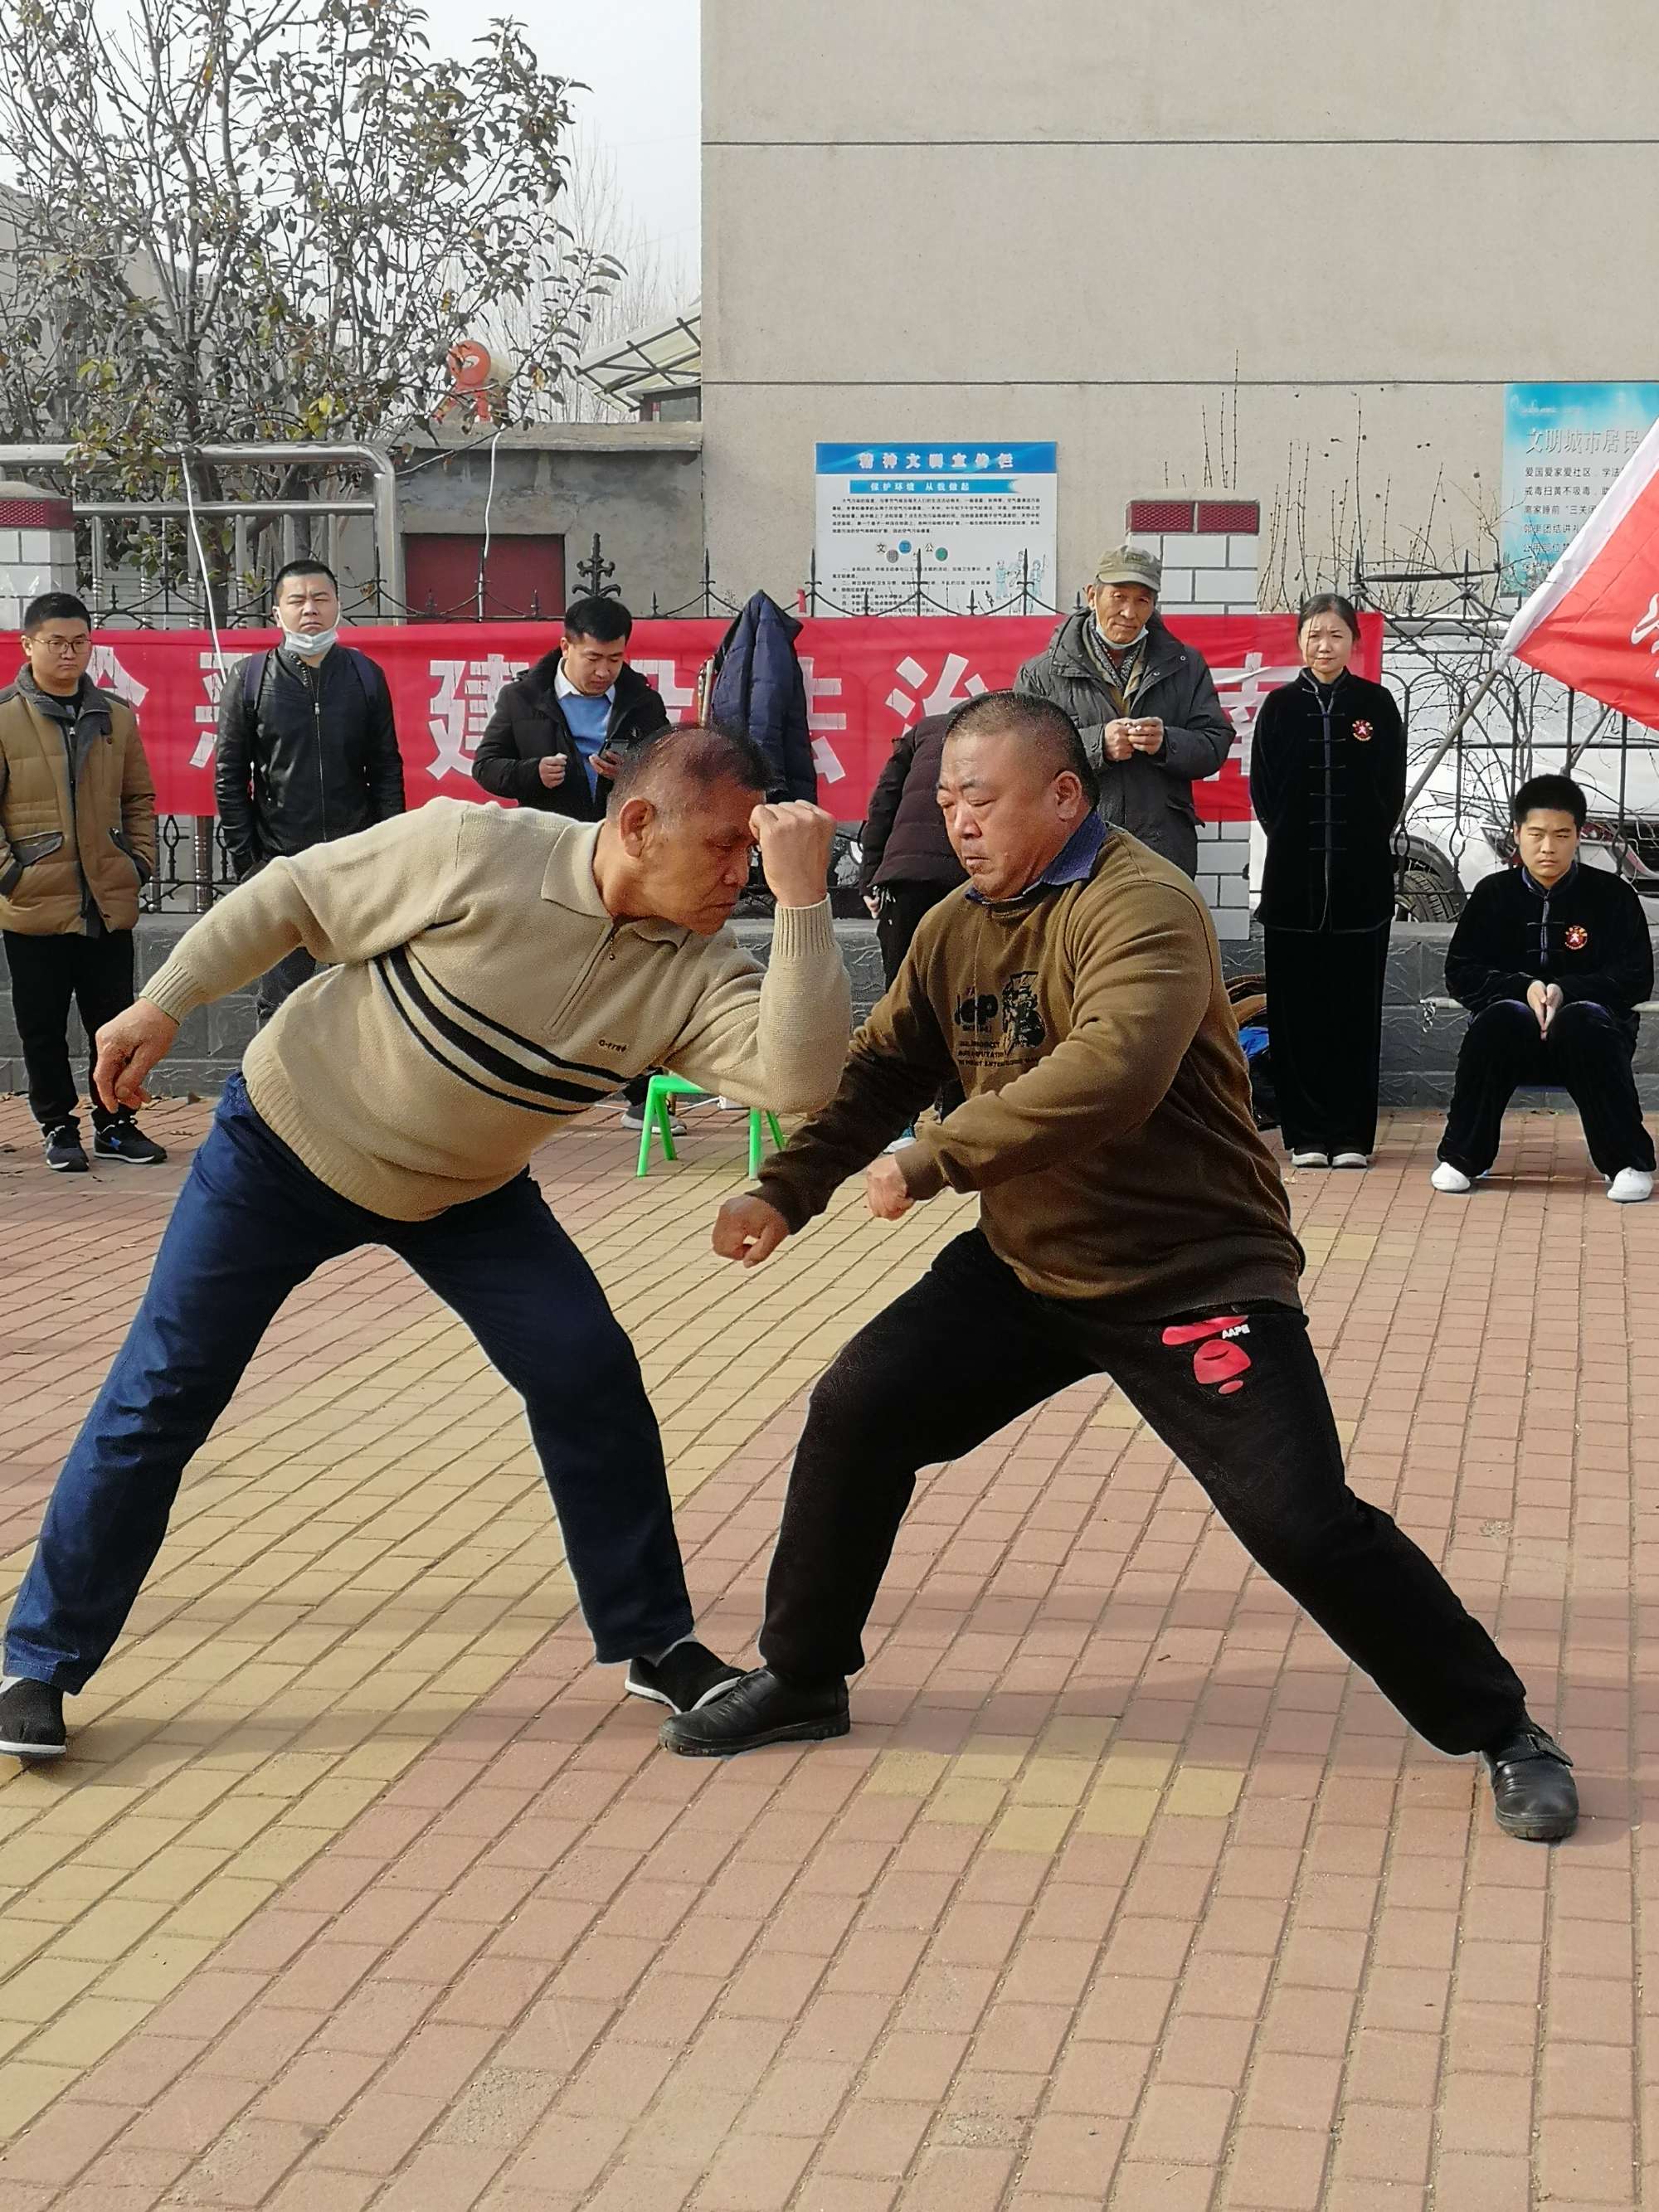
[864,1154,915,1222]
[537,753,569,789]
[713,1194,792,1268]
[750,800,835,909]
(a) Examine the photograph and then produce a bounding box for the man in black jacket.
[216,560,405,1024]
[471,597,671,823]
[1434,774,1655,1201]
[858,712,966,985]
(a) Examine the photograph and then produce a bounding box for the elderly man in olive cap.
[1014,546,1233,877]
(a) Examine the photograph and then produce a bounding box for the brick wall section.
[1126,496,1261,941]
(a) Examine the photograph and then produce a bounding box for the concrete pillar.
[1127,497,1262,943]
[0,477,77,633]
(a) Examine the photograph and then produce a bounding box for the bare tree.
[0,0,620,467]
[485,129,695,422]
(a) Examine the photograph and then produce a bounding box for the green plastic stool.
[635,1071,785,1179]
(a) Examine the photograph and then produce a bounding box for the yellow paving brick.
[988,1806,1074,1855]
[1165,1768,1244,1819]
[1100,1745,1178,1789]
[0,1954,107,2025]
[922,1779,1006,1826]
[111,1845,235,1905]
[1078,1787,1160,1838]
[0,2060,83,2132]
[956,1738,1030,1782]
[1039,1718,1116,1761]
[1090,1395,1142,1429]
[25,1996,155,2069]
[91,1933,223,2003]
[864,1751,951,1797]
[3,1860,130,1921]
[31,1896,173,1963]
[229,1826,334,1884]
[158,1874,281,1942]
[1012,1757,1093,1809]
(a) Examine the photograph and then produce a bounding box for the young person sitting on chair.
[1433,774,1655,1202]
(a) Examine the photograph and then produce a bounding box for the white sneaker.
[1608,1168,1654,1203]
[884,1127,917,1154]
[1289,1150,1330,1169]
[1331,1152,1370,1169]
[1431,1161,1473,1194]
[713,1097,749,1112]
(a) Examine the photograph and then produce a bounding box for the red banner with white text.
[75,614,1380,821]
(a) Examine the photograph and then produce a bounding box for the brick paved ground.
[0,1091,1653,2210]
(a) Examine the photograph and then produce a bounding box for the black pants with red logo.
[759,1228,1527,1754]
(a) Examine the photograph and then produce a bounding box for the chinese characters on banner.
[814,442,1058,613]
[75,614,1381,822]
[1501,383,1659,591]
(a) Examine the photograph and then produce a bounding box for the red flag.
[1504,416,1659,730]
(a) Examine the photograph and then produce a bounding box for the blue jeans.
[6,1076,693,1691]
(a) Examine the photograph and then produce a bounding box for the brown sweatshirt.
[756,827,1303,1314]
[140,801,851,1221]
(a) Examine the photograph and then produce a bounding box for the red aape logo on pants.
[1160,1315,1253,1395]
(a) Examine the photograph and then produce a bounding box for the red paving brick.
[1,1101,1656,2207]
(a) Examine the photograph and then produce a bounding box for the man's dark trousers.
[1440,999,1656,1178]
[759,1230,1528,1756]
[2,928,137,1134]
[255,946,318,1027]
[4,1076,694,1690]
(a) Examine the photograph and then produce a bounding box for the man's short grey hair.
[944,690,1101,808]
[607,723,772,814]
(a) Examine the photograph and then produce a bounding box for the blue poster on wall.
[1501,384,1659,591]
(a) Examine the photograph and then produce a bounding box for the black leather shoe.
[1483,1721,1577,1841]
[659,1667,849,1757]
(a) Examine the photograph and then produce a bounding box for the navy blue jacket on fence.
[1445,859,1654,1042]
[708,592,818,804]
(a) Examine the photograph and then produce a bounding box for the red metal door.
[404,534,567,621]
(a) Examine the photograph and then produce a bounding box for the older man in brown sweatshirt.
[661,692,1577,1845]
[0,728,850,1763]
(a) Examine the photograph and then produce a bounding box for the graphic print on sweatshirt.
[951,970,1049,1067]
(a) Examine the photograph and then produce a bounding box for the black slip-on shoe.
[659,1667,849,1757]
[1483,1721,1577,1842]
[625,1639,744,1716]
[0,1676,66,1760]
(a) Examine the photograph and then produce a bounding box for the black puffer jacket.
[1249,671,1406,931]
[858,714,966,892]
[1014,611,1233,878]
[470,654,671,820]
[216,644,405,877]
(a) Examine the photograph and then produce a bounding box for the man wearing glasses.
[0,591,164,1171]
[216,559,406,1023]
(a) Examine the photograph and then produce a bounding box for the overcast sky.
[417,0,702,287]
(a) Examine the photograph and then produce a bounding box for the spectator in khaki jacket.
[0,591,164,1172]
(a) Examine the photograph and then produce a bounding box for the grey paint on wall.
[700,0,1659,603]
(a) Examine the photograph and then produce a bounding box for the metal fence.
[109,557,1659,919]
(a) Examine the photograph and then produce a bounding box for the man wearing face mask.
[216,559,406,1024]
[1014,547,1233,878]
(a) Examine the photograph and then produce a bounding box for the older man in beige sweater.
[0,727,850,1762]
